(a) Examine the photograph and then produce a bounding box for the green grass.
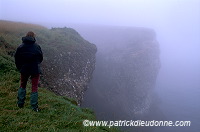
[0,72,119,131]
[0,58,120,132]
[0,20,120,132]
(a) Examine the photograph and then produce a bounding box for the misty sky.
[0,0,199,28]
[0,0,200,61]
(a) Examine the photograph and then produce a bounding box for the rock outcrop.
[40,28,97,104]
[101,34,160,116]
[76,26,160,119]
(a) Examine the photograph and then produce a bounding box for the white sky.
[0,0,200,54]
[0,0,199,28]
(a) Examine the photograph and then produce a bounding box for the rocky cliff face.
[100,33,160,116]
[74,26,160,119]
[40,28,97,104]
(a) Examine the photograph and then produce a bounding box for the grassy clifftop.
[0,20,118,132]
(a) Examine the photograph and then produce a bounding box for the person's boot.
[30,92,39,112]
[17,88,26,108]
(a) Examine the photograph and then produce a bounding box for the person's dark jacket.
[14,36,43,74]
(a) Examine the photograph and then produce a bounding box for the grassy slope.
[0,20,119,132]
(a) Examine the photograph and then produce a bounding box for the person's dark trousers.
[17,74,40,110]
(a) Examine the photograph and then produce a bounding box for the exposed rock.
[103,38,160,116]
[40,28,97,105]
[77,26,160,119]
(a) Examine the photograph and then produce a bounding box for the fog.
[1,0,200,132]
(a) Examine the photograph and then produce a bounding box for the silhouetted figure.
[14,31,43,112]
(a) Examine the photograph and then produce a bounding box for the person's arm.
[14,47,22,70]
[37,45,43,63]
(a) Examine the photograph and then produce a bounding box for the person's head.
[26,31,35,38]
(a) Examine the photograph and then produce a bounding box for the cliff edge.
[40,28,97,104]
[0,20,97,104]
[0,20,119,132]
[75,26,160,121]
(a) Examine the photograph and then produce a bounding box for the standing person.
[14,31,43,112]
